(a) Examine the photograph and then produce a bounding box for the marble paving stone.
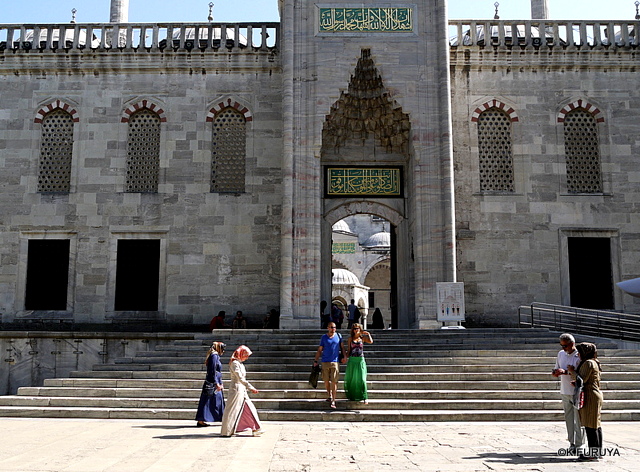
[0,420,638,471]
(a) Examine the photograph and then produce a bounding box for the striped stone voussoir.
[121,100,167,123]
[471,100,518,122]
[206,98,253,122]
[34,100,79,123]
[557,100,604,123]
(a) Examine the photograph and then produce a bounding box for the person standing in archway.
[347,299,358,328]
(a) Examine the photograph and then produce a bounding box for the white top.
[555,348,580,395]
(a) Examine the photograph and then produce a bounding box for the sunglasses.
[560,343,571,348]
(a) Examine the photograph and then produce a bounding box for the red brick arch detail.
[34,100,79,123]
[206,98,253,122]
[121,100,167,123]
[557,100,605,123]
[471,100,519,123]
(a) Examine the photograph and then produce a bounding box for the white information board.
[436,282,465,322]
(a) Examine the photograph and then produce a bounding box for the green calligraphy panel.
[326,167,402,197]
[319,7,413,33]
[332,242,356,254]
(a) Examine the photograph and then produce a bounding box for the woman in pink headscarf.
[220,345,263,437]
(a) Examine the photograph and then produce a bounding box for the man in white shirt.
[552,333,585,454]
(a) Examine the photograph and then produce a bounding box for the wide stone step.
[40,377,640,390]
[0,405,638,422]
[3,395,640,411]
[0,328,636,422]
[19,386,640,401]
[65,370,639,382]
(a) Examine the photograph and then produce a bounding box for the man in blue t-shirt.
[313,322,346,409]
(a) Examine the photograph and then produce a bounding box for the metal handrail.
[518,302,640,343]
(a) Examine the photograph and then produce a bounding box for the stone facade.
[1,1,640,329]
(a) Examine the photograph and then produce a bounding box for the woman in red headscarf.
[220,345,263,437]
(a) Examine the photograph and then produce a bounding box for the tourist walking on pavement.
[343,323,373,404]
[552,333,584,454]
[567,342,604,461]
[220,345,264,437]
[195,342,226,427]
[313,322,346,409]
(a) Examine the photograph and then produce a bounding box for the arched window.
[38,109,74,193]
[211,107,246,193]
[125,109,161,193]
[477,108,515,192]
[563,108,602,193]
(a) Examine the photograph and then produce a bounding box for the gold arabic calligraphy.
[328,168,401,196]
[319,7,413,33]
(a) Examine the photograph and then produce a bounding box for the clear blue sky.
[0,0,636,24]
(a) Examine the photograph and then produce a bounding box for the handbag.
[203,380,216,396]
[309,364,321,389]
[573,375,584,410]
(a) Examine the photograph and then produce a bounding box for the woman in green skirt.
[344,323,373,403]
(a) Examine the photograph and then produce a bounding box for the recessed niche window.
[125,109,161,193]
[563,109,602,193]
[477,108,515,193]
[211,107,246,193]
[38,109,74,193]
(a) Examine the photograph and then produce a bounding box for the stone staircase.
[1,328,639,421]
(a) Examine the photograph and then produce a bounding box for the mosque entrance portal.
[329,215,397,329]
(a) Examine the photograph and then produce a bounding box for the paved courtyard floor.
[0,419,637,472]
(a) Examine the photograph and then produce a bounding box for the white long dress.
[220,359,262,436]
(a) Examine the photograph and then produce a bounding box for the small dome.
[332,269,360,285]
[332,220,351,233]
[364,231,390,248]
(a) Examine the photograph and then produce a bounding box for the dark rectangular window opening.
[568,237,614,310]
[114,239,161,311]
[25,239,70,310]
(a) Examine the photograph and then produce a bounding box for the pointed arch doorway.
[320,48,414,328]
[322,203,411,329]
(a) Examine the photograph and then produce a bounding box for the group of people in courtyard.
[196,323,604,459]
[553,333,604,461]
[195,318,374,434]
[209,309,280,330]
[194,342,264,436]
[320,299,386,330]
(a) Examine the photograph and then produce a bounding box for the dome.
[332,220,351,233]
[331,269,360,285]
[364,231,390,248]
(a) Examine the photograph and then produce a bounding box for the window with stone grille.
[211,108,246,193]
[477,108,515,192]
[38,109,74,193]
[563,109,603,193]
[125,109,161,193]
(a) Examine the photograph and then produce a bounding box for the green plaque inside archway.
[326,167,403,197]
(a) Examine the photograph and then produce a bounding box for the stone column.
[110,0,129,23]
[530,0,549,19]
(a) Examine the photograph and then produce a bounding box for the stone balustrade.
[0,22,279,52]
[449,19,640,49]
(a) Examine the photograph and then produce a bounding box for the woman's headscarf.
[204,341,226,364]
[576,342,602,371]
[230,345,253,364]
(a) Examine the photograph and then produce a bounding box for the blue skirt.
[195,382,225,422]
